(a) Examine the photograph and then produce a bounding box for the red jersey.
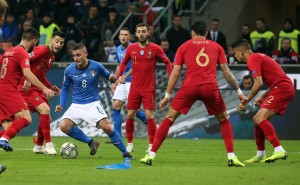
[0,46,30,91]
[174,38,227,87]
[119,42,172,91]
[18,46,54,92]
[248,53,293,88]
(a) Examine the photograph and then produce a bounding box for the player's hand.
[237,103,247,111]
[239,94,248,104]
[22,80,31,91]
[43,88,55,99]
[254,96,263,107]
[159,98,169,111]
[118,76,125,84]
[109,74,117,83]
[51,85,60,95]
[55,105,63,112]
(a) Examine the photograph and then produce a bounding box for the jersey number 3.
[196,47,209,67]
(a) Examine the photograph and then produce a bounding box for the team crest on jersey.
[90,70,96,77]
[82,73,86,77]
[140,50,144,56]
[29,52,34,58]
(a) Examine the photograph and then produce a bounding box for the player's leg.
[141,107,181,165]
[112,99,124,136]
[125,109,138,152]
[98,118,134,159]
[35,103,56,154]
[254,108,287,163]
[0,110,32,152]
[135,110,147,125]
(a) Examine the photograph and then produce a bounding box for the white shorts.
[61,101,108,127]
[112,82,131,102]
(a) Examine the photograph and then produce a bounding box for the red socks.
[126,119,134,143]
[39,114,51,143]
[255,125,265,150]
[220,119,234,153]
[2,117,30,140]
[258,120,280,148]
[147,118,157,144]
[151,118,173,153]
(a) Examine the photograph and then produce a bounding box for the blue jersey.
[116,43,132,82]
[60,59,111,108]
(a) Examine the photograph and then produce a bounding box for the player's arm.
[111,63,120,93]
[118,48,131,83]
[159,64,181,111]
[123,68,132,79]
[254,88,270,107]
[23,68,55,98]
[98,63,117,83]
[157,46,172,76]
[220,63,246,102]
[56,70,71,112]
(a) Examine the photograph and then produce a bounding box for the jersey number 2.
[196,47,209,67]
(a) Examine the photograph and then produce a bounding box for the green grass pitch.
[0,137,299,185]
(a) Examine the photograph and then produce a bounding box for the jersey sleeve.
[97,63,111,79]
[116,47,121,63]
[174,45,184,66]
[155,45,172,76]
[217,44,227,64]
[248,54,262,78]
[119,46,131,77]
[60,68,72,109]
[29,47,44,64]
[19,51,31,69]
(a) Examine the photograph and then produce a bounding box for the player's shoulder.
[65,62,76,72]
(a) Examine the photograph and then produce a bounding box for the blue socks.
[112,109,123,135]
[136,110,147,125]
[109,129,127,154]
[66,126,92,144]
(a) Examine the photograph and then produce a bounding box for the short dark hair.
[233,39,252,50]
[22,28,40,41]
[51,31,66,39]
[73,43,87,51]
[212,18,219,22]
[242,23,250,28]
[257,18,266,24]
[136,23,148,31]
[242,74,253,81]
[191,21,207,36]
[120,27,130,33]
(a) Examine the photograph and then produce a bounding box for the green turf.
[0,137,299,185]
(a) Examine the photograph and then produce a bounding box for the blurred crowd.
[0,0,299,65]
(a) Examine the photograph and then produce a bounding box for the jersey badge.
[82,73,86,77]
[90,70,96,77]
[140,50,144,56]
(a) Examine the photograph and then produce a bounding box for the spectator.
[227,46,238,64]
[137,0,153,25]
[112,0,129,17]
[15,0,35,19]
[98,0,110,22]
[52,0,75,30]
[160,39,175,62]
[250,18,275,54]
[272,38,298,64]
[9,20,32,46]
[34,0,51,18]
[1,13,18,41]
[62,14,82,43]
[166,15,191,53]
[235,24,251,44]
[79,5,101,57]
[39,12,60,46]
[239,75,253,90]
[148,25,160,44]
[101,7,121,43]
[278,18,300,54]
[123,3,140,33]
[75,0,92,21]
[61,40,76,62]
[19,8,40,30]
[206,18,228,52]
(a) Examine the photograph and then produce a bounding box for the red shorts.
[261,83,295,115]
[0,90,29,123]
[171,83,226,115]
[20,90,49,113]
[127,90,156,110]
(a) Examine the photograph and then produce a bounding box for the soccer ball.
[60,142,78,159]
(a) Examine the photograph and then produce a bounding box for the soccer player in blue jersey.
[55,43,133,159]
[110,27,148,152]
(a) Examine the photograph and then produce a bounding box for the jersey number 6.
[196,47,209,67]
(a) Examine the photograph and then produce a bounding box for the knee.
[23,114,32,124]
[127,112,136,119]
[253,115,262,125]
[98,119,113,134]
[60,121,71,133]
[112,103,121,110]
[40,107,50,115]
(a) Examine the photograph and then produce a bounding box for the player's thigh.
[113,83,127,102]
[82,101,108,127]
[261,85,295,115]
[253,108,277,124]
[171,87,198,114]
[140,91,156,110]
[127,90,142,110]
[200,84,226,115]
[61,104,84,125]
